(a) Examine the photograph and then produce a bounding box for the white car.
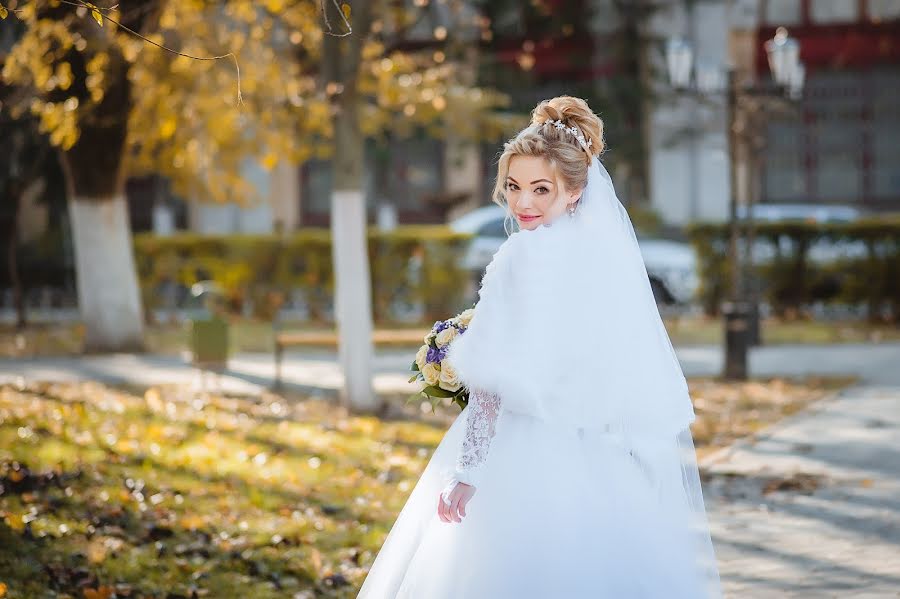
[449,205,699,305]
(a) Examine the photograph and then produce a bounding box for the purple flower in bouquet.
[426,346,445,364]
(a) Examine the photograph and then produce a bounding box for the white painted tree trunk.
[68,195,145,352]
[331,189,377,411]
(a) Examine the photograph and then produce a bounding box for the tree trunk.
[322,1,378,413]
[54,6,155,352]
[332,187,377,411]
[67,194,144,352]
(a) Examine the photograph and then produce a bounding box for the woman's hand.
[437,481,475,523]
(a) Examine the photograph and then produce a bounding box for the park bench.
[273,326,428,388]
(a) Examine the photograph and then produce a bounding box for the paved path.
[3,342,900,393]
[701,381,900,597]
[2,343,900,597]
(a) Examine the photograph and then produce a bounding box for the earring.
[567,202,577,217]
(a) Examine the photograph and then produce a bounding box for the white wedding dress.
[356,157,721,598]
[356,388,719,598]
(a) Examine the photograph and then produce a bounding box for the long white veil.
[447,156,722,596]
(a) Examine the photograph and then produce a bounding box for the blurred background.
[1,1,899,597]
[1,0,899,354]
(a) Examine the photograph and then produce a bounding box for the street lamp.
[666,38,693,89]
[765,27,805,99]
[666,27,805,380]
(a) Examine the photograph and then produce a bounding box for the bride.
[356,96,721,598]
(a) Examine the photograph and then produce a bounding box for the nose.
[517,191,535,209]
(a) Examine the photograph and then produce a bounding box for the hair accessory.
[543,119,593,152]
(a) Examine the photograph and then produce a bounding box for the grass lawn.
[0,374,855,597]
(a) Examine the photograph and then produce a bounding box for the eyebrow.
[507,176,554,185]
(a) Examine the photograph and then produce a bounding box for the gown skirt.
[357,403,720,598]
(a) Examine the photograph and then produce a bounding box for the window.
[302,137,444,224]
[764,119,807,201]
[871,68,900,200]
[300,158,333,219]
[763,66,900,205]
[808,70,864,201]
[764,0,803,25]
[385,136,444,214]
[869,0,900,21]
[810,0,858,24]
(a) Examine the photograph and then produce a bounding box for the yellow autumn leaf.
[0,581,7,597]
[92,9,103,27]
[159,118,177,139]
[341,3,350,19]
[3,513,24,532]
[83,587,114,599]
[180,513,205,530]
[310,547,323,575]
[87,538,108,563]
[0,6,8,19]
[261,152,278,171]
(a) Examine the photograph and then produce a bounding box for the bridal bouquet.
[407,307,475,412]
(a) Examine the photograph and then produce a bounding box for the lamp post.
[666,26,805,380]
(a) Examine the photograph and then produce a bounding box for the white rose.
[439,360,462,392]
[424,331,436,345]
[414,345,429,370]
[421,362,440,386]
[458,308,475,327]
[435,326,458,347]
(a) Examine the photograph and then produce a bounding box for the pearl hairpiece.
[543,118,593,152]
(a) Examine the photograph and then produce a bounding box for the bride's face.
[505,155,580,230]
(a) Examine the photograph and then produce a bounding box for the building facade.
[646,0,900,226]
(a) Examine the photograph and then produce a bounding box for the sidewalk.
[701,382,900,597]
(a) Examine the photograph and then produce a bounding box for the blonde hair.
[491,96,605,234]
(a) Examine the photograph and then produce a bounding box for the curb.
[697,380,864,471]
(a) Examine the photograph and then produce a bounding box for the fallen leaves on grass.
[0,381,445,598]
[0,375,855,596]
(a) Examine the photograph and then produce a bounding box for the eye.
[535,186,549,194]
[506,182,520,191]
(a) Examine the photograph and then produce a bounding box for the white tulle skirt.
[357,405,721,598]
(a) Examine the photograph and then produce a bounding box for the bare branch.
[55,0,244,105]
[321,0,352,37]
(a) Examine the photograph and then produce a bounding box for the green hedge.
[686,218,900,322]
[133,226,473,324]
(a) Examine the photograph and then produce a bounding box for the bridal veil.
[447,156,722,596]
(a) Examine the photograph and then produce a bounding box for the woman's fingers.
[438,484,476,523]
[458,492,469,518]
[437,494,449,522]
[449,493,463,523]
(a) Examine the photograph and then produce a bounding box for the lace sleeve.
[452,388,502,488]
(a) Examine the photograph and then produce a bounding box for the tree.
[2,0,333,350]
[2,0,513,379]
[320,1,378,412]
[0,85,53,329]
